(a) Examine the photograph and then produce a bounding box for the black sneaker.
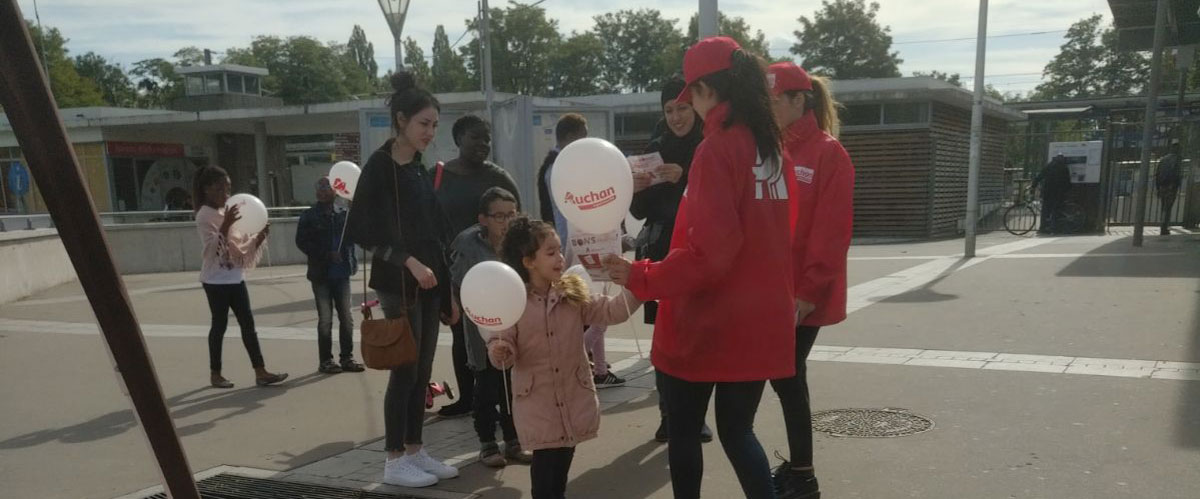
[340,358,365,373]
[700,423,713,443]
[318,361,343,374]
[437,400,472,418]
[774,460,820,499]
[593,372,626,389]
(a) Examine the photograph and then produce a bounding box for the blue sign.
[8,162,29,196]
[369,114,391,128]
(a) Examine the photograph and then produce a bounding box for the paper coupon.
[567,229,622,282]
[627,152,668,186]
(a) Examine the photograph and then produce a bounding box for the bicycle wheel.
[1059,202,1085,234]
[1004,203,1038,236]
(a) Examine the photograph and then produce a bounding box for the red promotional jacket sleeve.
[795,146,854,303]
[627,143,745,301]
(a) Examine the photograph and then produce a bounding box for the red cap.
[677,36,742,103]
[767,62,813,95]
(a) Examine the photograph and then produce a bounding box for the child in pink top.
[193,165,287,389]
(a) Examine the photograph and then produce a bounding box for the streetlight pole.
[378,0,411,72]
[699,0,718,39]
[964,0,988,258]
[481,0,495,128]
[1132,0,1170,247]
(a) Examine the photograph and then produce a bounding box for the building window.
[841,102,930,127]
[186,75,204,96]
[883,102,929,124]
[245,76,260,95]
[205,75,223,94]
[842,104,882,126]
[228,74,244,93]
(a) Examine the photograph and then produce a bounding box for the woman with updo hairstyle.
[345,72,460,488]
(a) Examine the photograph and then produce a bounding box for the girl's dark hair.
[388,72,440,132]
[696,49,782,168]
[452,114,490,147]
[501,216,557,283]
[192,165,229,212]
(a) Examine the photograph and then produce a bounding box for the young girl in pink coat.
[487,216,641,499]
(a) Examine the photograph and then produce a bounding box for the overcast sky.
[17,0,1113,95]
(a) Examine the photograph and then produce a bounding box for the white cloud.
[16,0,1113,94]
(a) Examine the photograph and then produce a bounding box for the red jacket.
[785,113,854,326]
[626,103,796,382]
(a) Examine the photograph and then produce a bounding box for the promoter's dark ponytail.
[697,49,782,169]
[388,72,440,132]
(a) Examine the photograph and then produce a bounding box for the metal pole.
[395,35,404,72]
[964,0,988,258]
[699,0,718,39]
[0,1,200,497]
[1133,0,1170,247]
[254,121,270,206]
[481,0,495,131]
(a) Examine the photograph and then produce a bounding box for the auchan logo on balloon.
[332,178,350,195]
[466,307,503,327]
[563,186,617,211]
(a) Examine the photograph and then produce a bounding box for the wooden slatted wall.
[928,103,1009,237]
[840,129,934,237]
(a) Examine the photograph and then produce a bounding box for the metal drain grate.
[142,473,432,499]
[812,408,934,438]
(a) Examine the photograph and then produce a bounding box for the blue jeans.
[312,278,354,364]
[662,372,774,499]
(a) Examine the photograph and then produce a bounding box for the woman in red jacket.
[606,37,794,499]
[768,62,855,499]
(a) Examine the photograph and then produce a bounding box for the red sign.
[106,141,185,158]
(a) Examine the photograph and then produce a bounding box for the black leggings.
[473,365,517,444]
[202,282,265,372]
[769,325,821,466]
[661,372,773,499]
[531,446,575,499]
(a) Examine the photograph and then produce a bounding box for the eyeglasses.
[487,211,518,221]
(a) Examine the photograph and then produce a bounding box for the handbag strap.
[433,161,445,191]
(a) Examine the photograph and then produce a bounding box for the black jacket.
[537,149,559,223]
[345,141,452,305]
[1034,156,1072,198]
[296,202,358,283]
[630,120,703,262]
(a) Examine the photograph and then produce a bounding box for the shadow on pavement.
[878,258,967,304]
[1178,294,1200,450]
[272,440,358,468]
[0,372,332,449]
[566,439,670,498]
[1058,236,1200,278]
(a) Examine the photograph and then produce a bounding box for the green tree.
[129,58,182,108]
[403,38,433,87]
[74,52,136,106]
[912,70,962,86]
[27,22,105,107]
[592,9,684,92]
[224,36,364,104]
[431,25,473,92]
[460,4,561,95]
[791,0,902,79]
[1033,15,1149,99]
[347,25,378,82]
[549,32,606,97]
[172,46,208,66]
[684,12,774,60]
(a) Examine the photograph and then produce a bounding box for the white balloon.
[329,161,362,200]
[564,264,596,290]
[225,193,268,234]
[461,261,528,332]
[551,138,634,234]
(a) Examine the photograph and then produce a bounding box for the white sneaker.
[383,457,438,488]
[407,449,459,479]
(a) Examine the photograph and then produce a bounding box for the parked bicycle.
[1004,184,1085,236]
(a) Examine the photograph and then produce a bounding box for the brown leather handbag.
[358,164,419,370]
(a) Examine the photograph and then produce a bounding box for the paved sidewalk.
[4,232,1200,498]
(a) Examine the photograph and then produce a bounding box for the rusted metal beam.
[0,1,200,497]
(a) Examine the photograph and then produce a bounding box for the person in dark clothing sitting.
[630,76,713,445]
[1033,154,1072,234]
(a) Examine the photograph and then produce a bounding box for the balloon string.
[607,280,645,360]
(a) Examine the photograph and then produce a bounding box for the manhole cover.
[812,408,934,438]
